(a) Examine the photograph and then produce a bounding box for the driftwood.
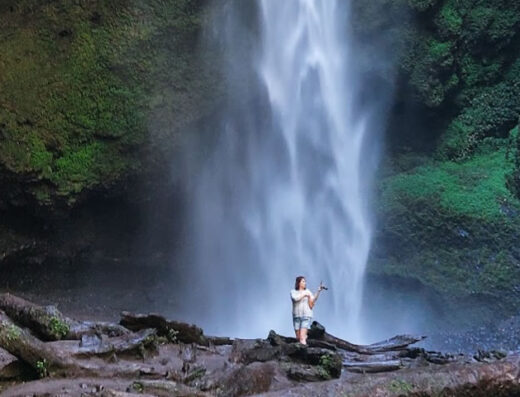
[268,330,337,350]
[0,293,130,341]
[120,312,208,346]
[73,328,157,356]
[343,359,403,373]
[308,321,425,354]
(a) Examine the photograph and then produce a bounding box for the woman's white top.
[290,289,314,318]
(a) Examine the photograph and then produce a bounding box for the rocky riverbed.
[423,315,520,354]
[0,293,519,397]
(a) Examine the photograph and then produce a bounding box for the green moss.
[388,379,414,394]
[382,148,516,221]
[5,324,21,343]
[436,2,463,36]
[376,134,520,316]
[0,0,214,207]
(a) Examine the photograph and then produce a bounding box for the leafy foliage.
[48,316,70,340]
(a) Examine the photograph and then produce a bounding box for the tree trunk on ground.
[0,310,161,378]
[0,293,129,341]
[0,310,78,376]
[308,321,425,354]
[343,360,403,373]
[120,312,208,346]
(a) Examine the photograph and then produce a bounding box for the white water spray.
[180,0,379,342]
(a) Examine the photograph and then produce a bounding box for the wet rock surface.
[423,314,520,354]
[0,295,519,396]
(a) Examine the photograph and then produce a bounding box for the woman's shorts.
[293,316,312,330]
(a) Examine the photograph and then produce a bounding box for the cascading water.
[179,0,382,342]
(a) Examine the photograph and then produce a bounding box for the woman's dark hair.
[295,276,305,290]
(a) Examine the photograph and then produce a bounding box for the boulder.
[229,339,281,364]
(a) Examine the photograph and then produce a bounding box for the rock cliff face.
[1,1,519,326]
[0,0,221,266]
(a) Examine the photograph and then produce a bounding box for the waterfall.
[179,0,381,342]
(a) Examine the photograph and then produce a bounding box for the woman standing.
[290,276,325,345]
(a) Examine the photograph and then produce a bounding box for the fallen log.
[366,334,427,352]
[0,293,130,341]
[120,312,208,346]
[308,321,425,354]
[343,359,403,373]
[0,309,78,376]
[0,311,164,379]
[74,328,157,357]
[267,330,336,351]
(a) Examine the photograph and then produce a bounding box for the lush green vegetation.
[381,142,517,221]
[374,131,520,318]
[351,0,520,319]
[0,0,215,207]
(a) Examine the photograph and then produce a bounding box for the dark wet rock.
[424,314,520,353]
[283,362,332,382]
[2,294,520,396]
[229,339,281,364]
[120,312,208,346]
[473,349,507,363]
[220,362,276,396]
[0,348,26,380]
[286,346,342,377]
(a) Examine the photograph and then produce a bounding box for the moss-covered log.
[0,310,77,377]
[0,293,129,341]
[0,310,162,379]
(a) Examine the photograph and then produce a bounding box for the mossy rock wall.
[0,0,220,211]
[372,133,520,321]
[351,0,520,319]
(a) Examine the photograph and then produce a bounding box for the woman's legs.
[300,327,308,345]
[294,329,300,341]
